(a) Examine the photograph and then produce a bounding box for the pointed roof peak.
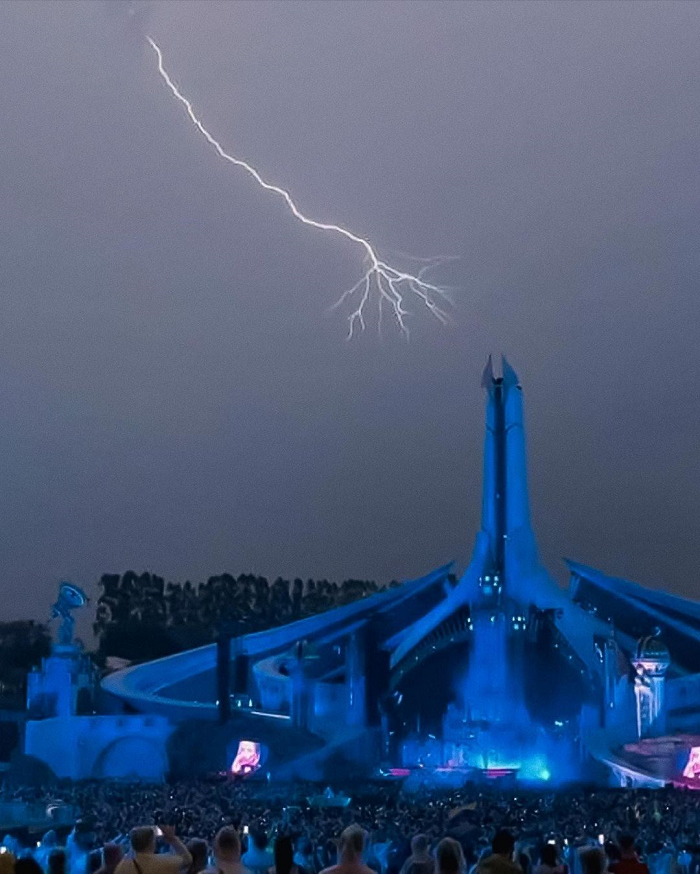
[482,355,520,390]
[481,354,494,389]
[501,356,520,388]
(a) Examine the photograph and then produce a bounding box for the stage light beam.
[147,37,453,339]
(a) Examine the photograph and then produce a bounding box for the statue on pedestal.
[27,582,92,720]
[51,583,89,648]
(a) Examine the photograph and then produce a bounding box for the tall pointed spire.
[392,360,546,667]
[501,355,519,389]
[481,354,495,389]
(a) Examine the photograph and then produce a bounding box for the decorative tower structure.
[632,629,670,739]
[27,582,95,718]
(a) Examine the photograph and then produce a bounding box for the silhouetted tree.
[95,568,389,662]
[0,621,52,706]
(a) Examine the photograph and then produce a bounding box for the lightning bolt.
[147,38,454,339]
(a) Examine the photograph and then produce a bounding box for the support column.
[345,631,367,729]
[290,641,312,730]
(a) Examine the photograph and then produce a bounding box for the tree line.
[94,571,398,662]
[0,622,52,707]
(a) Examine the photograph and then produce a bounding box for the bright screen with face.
[231,740,261,776]
[683,747,700,781]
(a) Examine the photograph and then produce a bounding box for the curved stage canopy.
[102,562,453,718]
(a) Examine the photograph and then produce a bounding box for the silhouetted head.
[492,831,515,860]
[541,845,558,868]
[436,838,464,874]
[250,825,268,852]
[48,850,66,874]
[604,842,621,864]
[131,828,157,855]
[339,826,365,862]
[412,836,430,857]
[187,839,209,874]
[618,837,636,857]
[215,828,241,863]
[103,843,123,871]
[274,835,294,874]
[579,847,607,874]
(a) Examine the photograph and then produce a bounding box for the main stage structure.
[91,359,700,785]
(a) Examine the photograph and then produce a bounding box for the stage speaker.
[216,634,231,724]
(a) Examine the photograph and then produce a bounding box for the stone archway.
[93,736,168,781]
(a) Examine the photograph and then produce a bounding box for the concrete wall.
[25,715,173,781]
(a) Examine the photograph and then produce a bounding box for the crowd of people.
[0,782,699,874]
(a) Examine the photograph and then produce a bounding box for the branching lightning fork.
[147,38,453,339]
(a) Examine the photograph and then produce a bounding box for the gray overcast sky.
[1,0,699,624]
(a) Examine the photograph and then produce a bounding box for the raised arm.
[158,826,193,868]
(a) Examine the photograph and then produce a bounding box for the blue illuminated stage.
[90,359,700,786]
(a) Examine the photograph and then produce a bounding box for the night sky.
[2,0,699,623]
